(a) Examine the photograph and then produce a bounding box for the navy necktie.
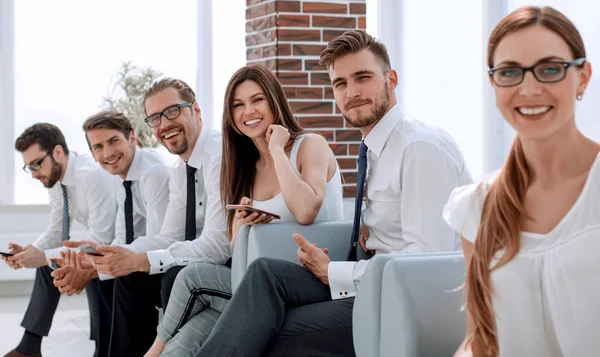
[185,164,197,241]
[347,141,368,261]
[60,183,70,241]
[123,180,134,244]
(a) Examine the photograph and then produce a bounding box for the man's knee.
[246,257,291,276]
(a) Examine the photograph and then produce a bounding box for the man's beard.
[166,139,189,156]
[160,126,189,155]
[44,158,63,188]
[342,83,390,128]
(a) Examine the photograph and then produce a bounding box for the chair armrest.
[230,224,251,293]
[352,254,398,357]
[231,220,352,292]
[380,252,466,357]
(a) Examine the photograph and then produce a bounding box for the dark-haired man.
[3,123,116,357]
[66,79,229,357]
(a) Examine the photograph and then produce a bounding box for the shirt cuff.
[328,261,357,300]
[44,247,65,263]
[98,272,115,281]
[146,249,177,275]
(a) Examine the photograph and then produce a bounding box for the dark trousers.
[195,258,355,357]
[108,265,185,357]
[21,266,113,357]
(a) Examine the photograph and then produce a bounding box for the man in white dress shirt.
[67,79,229,357]
[3,123,117,357]
[73,111,171,356]
[193,30,473,357]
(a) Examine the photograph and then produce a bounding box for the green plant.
[102,61,162,148]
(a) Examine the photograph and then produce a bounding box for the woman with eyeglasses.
[144,64,344,357]
[444,6,599,357]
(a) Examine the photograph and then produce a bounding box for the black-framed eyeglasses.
[23,151,51,173]
[488,58,586,87]
[144,101,194,128]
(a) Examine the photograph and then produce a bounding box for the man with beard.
[192,30,473,357]
[66,78,229,357]
[3,123,116,357]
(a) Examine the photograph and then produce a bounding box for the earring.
[577,93,583,101]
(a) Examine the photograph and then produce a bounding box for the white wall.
[0,206,88,282]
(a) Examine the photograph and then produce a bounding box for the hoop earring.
[577,94,583,101]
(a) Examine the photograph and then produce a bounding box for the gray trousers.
[21,266,112,356]
[194,258,355,357]
[158,263,232,357]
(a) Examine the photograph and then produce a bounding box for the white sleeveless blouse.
[443,153,600,357]
[253,134,344,223]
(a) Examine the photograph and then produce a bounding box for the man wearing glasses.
[3,123,116,357]
[67,78,229,357]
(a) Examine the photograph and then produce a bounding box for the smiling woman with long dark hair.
[144,64,343,357]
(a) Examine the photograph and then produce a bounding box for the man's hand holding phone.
[64,239,149,277]
[5,243,46,269]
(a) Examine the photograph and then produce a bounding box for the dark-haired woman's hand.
[266,124,290,155]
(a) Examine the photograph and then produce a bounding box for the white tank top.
[253,134,344,223]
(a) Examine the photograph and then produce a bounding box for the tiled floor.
[0,293,95,357]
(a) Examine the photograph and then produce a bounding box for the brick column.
[246,0,367,198]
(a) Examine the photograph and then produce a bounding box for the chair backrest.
[380,252,466,357]
[231,220,352,291]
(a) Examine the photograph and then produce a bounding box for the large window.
[14,0,197,204]
[398,0,486,180]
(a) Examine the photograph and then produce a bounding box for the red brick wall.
[246,0,367,198]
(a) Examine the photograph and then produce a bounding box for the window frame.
[0,0,15,204]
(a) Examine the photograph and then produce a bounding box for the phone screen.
[49,260,61,270]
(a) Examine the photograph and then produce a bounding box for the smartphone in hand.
[225,204,281,220]
[49,260,61,270]
[78,244,104,256]
[0,252,14,257]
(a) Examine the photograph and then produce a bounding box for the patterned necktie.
[123,180,134,244]
[60,183,70,241]
[347,141,368,261]
[185,164,197,241]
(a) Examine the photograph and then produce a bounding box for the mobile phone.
[49,260,61,270]
[0,252,14,257]
[78,244,104,256]
[225,204,281,220]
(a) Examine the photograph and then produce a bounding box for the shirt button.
[199,202,202,206]
[159,261,163,266]
[160,269,164,272]
[344,292,348,296]
[339,292,343,296]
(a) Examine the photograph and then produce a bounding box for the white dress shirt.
[328,104,473,300]
[146,129,230,275]
[32,152,117,261]
[112,148,172,248]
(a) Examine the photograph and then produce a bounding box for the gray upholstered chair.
[353,252,466,357]
[231,220,352,291]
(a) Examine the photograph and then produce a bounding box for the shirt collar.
[187,128,208,170]
[124,148,142,182]
[363,104,404,158]
[60,152,78,186]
